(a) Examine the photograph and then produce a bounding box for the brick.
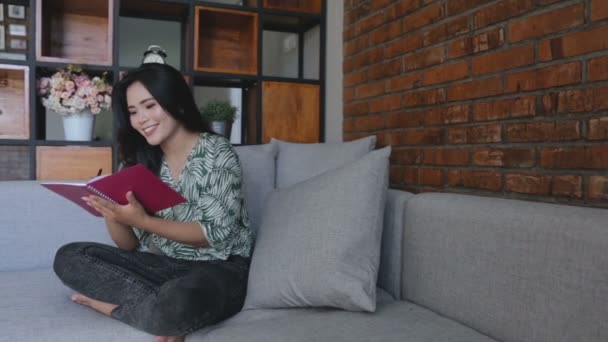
[354,81,385,99]
[447,0,495,15]
[367,58,402,80]
[390,165,404,182]
[345,2,372,26]
[474,96,536,121]
[448,124,502,144]
[344,35,369,57]
[404,47,446,71]
[506,62,581,92]
[355,12,386,35]
[344,87,355,102]
[386,73,421,92]
[449,28,505,59]
[406,128,446,145]
[386,1,421,21]
[473,147,535,167]
[474,0,534,29]
[344,132,373,141]
[589,176,608,200]
[344,26,356,42]
[448,170,502,191]
[343,57,355,74]
[345,115,386,131]
[377,131,408,146]
[588,117,608,140]
[541,146,608,169]
[343,102,369,117]
[391,148,423,164]
[404,3,444,33]
[344,70,367,87]
[401,167,444,186]
[472,45,534,75]
[538,93,559,115]
[424,104,470,126]
[371,0,394,11]
[539,25,608,61]
[447,76,503,101]
[591,0,608,21]
[386,111,425,128]
[505,173,582,198]
[422,16,469,46]
[506,121,580,142]
[369,95,402,113]
[385,34,423,58]
[370,21,402,45]
[351,47,384,71]
[424,148,470,166]
[509,4,584,43]
[423,61,469,86]
[404,88,446,107]
[557,86,608,113]
[588,55,608,82]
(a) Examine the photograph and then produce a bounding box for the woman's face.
[127,81,181,147]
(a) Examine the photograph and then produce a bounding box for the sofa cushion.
[0,181,112,272]
[272,135,376,189]
[244,147,391,312]
[233,143,277,236]
[197,294,497,342]
[402,193,608,342]
[0,268,152,341]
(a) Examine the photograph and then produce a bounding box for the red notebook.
[41,164,187,217]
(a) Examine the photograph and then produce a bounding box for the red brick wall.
[343,0,608,208]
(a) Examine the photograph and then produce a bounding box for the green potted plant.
[199,99,238,138]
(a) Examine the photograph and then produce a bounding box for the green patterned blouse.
[132,133,252,261]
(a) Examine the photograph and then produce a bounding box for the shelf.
[263,0,322,15]
[0,65,29,140]
[120,0,189,21]
[0,145,31,180]
[261,81,319,143]
[36,146,112,180]
[36,0,113,66]
[261,11,321,32]
[194,6,258,75]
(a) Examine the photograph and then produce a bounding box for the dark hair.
[113,63,212,174]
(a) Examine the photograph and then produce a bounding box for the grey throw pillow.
[234,143,277,236]
[272,136,376,189]
[244,146,391,312]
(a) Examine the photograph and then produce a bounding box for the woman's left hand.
[83,191,149,227]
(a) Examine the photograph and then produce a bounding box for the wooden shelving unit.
[0,0,326,181]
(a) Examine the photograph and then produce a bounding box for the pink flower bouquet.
[37,65,112,115]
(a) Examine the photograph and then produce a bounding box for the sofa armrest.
[0,181,112,272]
[377,188,414,300]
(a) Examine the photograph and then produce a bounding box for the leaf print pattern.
[131,133,252,261]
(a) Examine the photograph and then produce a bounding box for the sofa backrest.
[401,193,608,342]
[0,181,112,271]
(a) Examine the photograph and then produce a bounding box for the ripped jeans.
[53,242,249,336]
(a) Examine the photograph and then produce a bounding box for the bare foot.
[154,336,184,342]
[71,293,119,317]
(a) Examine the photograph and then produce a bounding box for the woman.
[53,63,252,342]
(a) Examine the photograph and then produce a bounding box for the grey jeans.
[53,242,249,336]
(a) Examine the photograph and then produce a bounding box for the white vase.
[62,110,96,141]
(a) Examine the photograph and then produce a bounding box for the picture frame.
[9,38,26,50]
[8,24,26,37]
[0,25,4,50]
[7,5,25,20]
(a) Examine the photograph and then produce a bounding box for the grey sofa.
[1,143,607,342]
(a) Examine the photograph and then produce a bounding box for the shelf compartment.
[194,6,258,75]
[0,65,30,139]
[0,145,31,180]
[263,0,322,14]
[36,0,113,66]
[261,81,319,143]
[36,146,112,180]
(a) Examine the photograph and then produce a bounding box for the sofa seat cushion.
[195,292,497,342]
[0,268,152,341]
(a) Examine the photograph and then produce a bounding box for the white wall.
[192,87,242,144]
[325,0,343,142]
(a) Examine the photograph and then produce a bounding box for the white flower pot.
[62,110,96,141]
